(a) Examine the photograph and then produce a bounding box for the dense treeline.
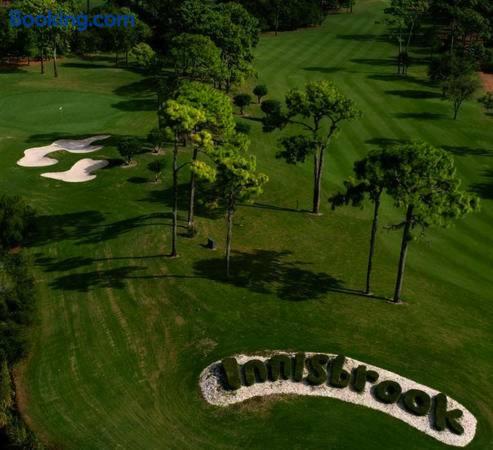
[228,0,325,32]
[383,0,493,118]
[0,196,41,449]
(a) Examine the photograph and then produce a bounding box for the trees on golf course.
[442,74,480,120]
[270,80,361,214]
[329,143,479,302]
[193,136,268,277]
[160,101,206,257]
[330,149,397,295]
[385,142,479,302]
[176,82,236,231]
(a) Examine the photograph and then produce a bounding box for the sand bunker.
[17,135,110,167]
[41,159,109,183]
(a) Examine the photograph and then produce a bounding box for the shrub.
[402,389,431,416]
[147,128,166,154]
[374,380,402,404]
[433,393,464,435]
[268,354,292,381]
[253,84,268,103]
[352,365,371,392]
[148,160,165,183]
[293,353,305,382]
[118,138,141,164]
[243,359,268,386]
[233,94,252,115]
[329,355,350,388]
[221,358,242,390]
[0,196,35,253]
[306,354,329,385]
[479,92,493,111]
[366,370,379,383]
[130,43,156,71]
[235,121,251,135]
[0,254,35,363]
[261,99,281,116]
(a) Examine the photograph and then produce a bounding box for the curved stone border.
[200,352,476,447]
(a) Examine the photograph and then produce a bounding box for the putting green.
[0,91,126,134]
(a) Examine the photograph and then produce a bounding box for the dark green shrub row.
[0,195,43,448]
[218,354,466,436]
[293,353,305,382]
[374,380,402,404]
[403,389,431,416]
[243,360,268,386]
[306,354,329,385]
[269,355,292,381]
[329,355,350,388]
[221,358,242,390]
[433,393,464,435]
[352,365,379,393]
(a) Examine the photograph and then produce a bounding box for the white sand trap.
[17,135,110,167]
[41,159,109,183]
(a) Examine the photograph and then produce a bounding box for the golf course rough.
[200,353,476,447]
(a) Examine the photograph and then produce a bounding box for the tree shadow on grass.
[365,137,409,148]
[442,145,493,158]
[0,65,28,74]
[111,99,157,112]
[470,169,493,199]
[336,34,385,42]
[241,202,309,214]
[141,182,224,221]
[302,66,342,74]
[393,112,446,120]
[367,74,435,88]
[350,58,395,67]
[48,265,145,292]
[128,176,149,184]
[385,89,441,99]
[62,62,114,70]
[113,78,157,97]
[29,211,171,247]
[193,249,359,302]
[36,253,167,273]
[366,138,493,159]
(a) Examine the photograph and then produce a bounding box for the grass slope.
[0,1,491,448]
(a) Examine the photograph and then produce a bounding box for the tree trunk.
[312,147,325,214]
[406,19,416,53]
[453,101,461,120]
[53,46,58,78]
[171,134,179,257]
[397,31,403,75]
[40,48,44,74]
[393,205,414,303]
[365,192,381,295]
[226,205,234,277]
[187,147,199,230]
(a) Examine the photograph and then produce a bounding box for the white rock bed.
[200,352,476,447]
[17,135,110,167]
[41,159,109,183]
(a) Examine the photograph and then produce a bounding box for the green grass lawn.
[1,0,492,448]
